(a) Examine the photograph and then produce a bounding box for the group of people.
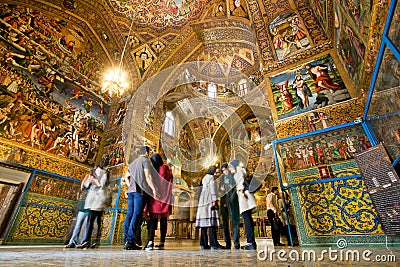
[64,165,108,249]
[65,145,293,250]
[195,160,258,250]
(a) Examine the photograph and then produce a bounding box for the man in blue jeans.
[123,146,157,250]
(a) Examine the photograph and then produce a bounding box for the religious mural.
[277,126,371,173]
[312,0,327,26]
[132,44,156,77]
[0,4,109,165]
[229,0,249,18]
[338,0,373,41]
[335,3,366,84]
[270,54,351,120]
[374,47,400,93]
[108,0,212,32]
[369,114,400,161]
[268,13,311,60]
[388,2,400,50]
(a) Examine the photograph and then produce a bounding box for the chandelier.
[101,13,135,97]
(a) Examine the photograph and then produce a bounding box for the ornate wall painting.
[368,114,400,161]
[388,2,400,50]
[0,4,109,166]
[109,0,212,32]
[229,0,249,18]
[373,47,400,93]
[269,54,351,120]
[335,3,366,84]
[132,45,156,77]
[274,98,364,138]
[277,125,370,174]
[268,13,312,61]
[214,0,227,17]
[311,0,328,26]
[338,0,373,41]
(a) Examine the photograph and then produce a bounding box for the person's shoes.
[234,244,240,249]
[90,242,98,249]
[76,241,90,249]
[211,245,227,250]
[124,242,142,250]
[275,243,286,247]
[154,244,164,250]
[241,244,256,250]
[64,244,75,248]
[145,243,154,251]
[200,245,210,250]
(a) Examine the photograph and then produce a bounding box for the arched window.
[164,112,175,136]
[207,83,217,98]
[238,79,248,96]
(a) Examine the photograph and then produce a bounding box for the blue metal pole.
[363,0,398,120]
[274,121,359,144]
[108,177,122,244]
[272,141,293,246]
[361,121,379,146]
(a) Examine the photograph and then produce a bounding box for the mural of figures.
[0,4,107,165]
[374,48,400,93]
[230,0,249,18]
[109,0,210,32]
[279,127,371,172]
[369,115,400,160]
[30,174,79,200]
[269,13,311,60]
[335,4,366,83]
[388,3,400,50]
[270,54,351,120]
[338,0,372,40]
[312,0,327,25]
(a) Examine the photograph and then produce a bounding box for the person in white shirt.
[266,186,284,246]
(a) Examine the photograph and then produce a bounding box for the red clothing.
[148,165,173,217]
[315,73,341,92]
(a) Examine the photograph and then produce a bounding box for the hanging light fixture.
[102,12,135,97]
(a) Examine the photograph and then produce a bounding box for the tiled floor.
[0,239,398,266]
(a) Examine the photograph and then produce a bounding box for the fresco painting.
[270,54,351,120]
[109,0,211,32]
[335,3,366,83]
[279,127,371,172]
[338,0,372,40]
[0,4,109,165]
[269,13,311,60]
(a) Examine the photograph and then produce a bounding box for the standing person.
[219,163,241,249]
[123,146,157,250]
[196,166,225,250]
[144,153,173,251]
[228,159,258,250]
[64,170,93,248]
[267,186,285,246]
[77,165,108,249]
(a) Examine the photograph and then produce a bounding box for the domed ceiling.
[108,0,212,32]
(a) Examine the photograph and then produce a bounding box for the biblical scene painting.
[388,2,400,50]
[109,0,211,32]
[311,0,327,25]
[374,47,400,93]
[268,13,311,60]
[278,126,371,173]
[335,3,366,84]
[270,54,351,120]
[338,0,372,41]
[0,4,108,165]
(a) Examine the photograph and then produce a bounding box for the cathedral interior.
[0,0,399,265]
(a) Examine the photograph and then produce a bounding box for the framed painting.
[269,54,351,120]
